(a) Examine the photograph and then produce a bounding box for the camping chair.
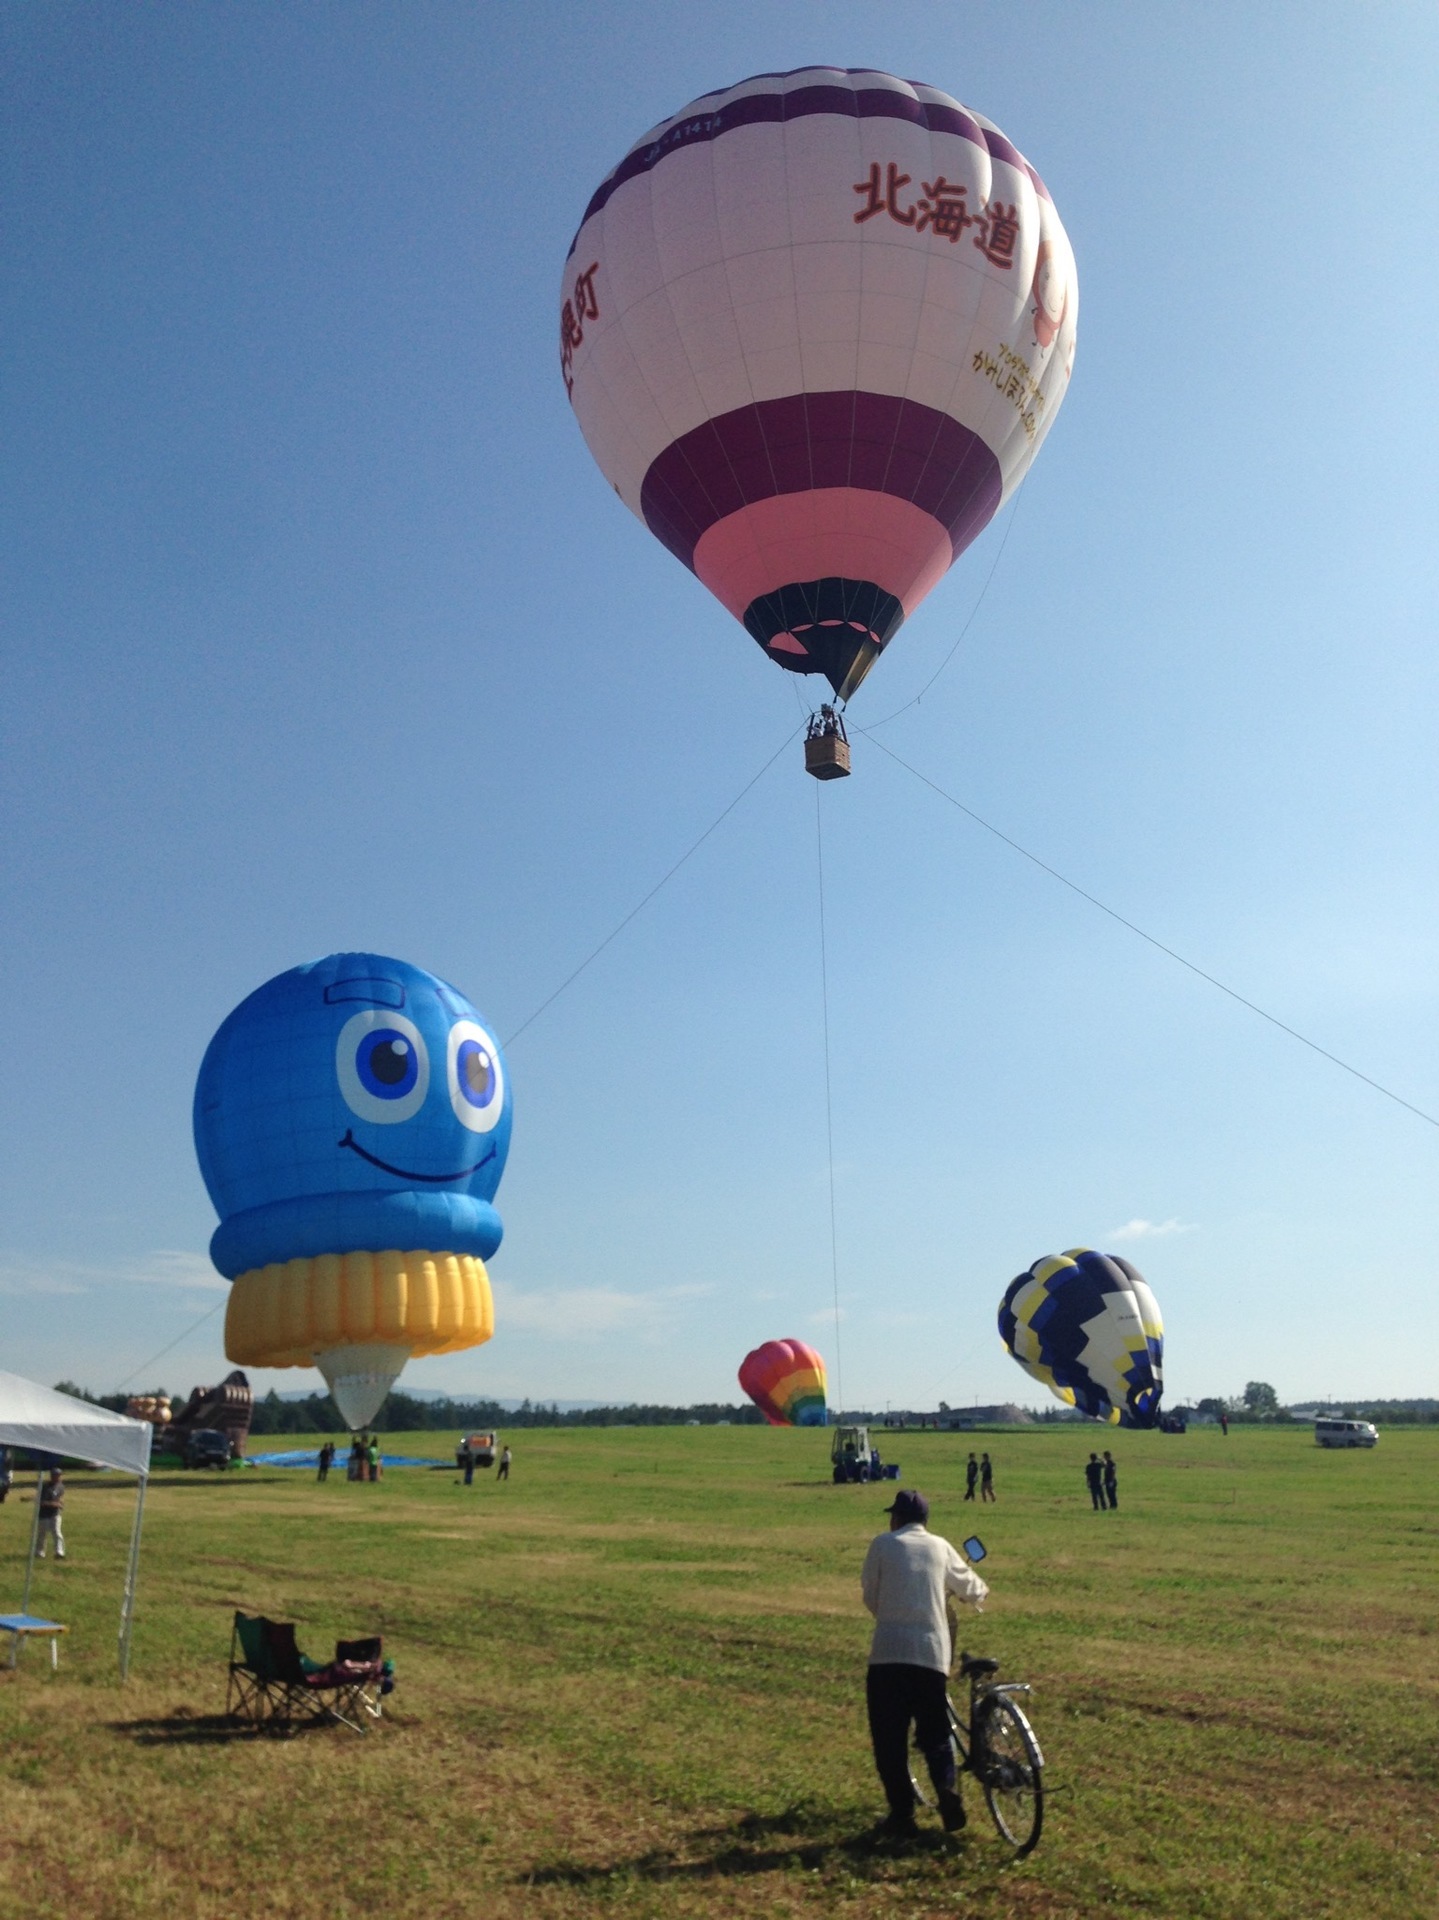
[227,1612,388,1734]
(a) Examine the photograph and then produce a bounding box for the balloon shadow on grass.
[522,1805,960,1888]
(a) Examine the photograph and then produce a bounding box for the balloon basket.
[804,706,851,781]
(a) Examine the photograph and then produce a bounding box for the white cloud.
[1106,1218,1197,1243]
[492,1281,712,1340]
[0,1249,226,1297]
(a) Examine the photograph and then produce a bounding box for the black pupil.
[465,1049,492,1098]
[370,1038,410,1086]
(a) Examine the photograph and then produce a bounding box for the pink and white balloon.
[560,68,1077,702]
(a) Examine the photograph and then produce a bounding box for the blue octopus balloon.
[194,953,511,1427]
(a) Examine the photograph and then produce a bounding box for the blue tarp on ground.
[247,1449,452,1468]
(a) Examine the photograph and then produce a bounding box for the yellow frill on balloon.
[225,1250,493,1369]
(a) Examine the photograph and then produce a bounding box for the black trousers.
[866,1663,956,1816]
[1088,1480,1104,1508]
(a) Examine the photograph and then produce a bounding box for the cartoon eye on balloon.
[447,1020,506,1133]
[335,1008,430,1124]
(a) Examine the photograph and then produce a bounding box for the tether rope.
[815,781,846,1419]
[862,731,1439,1132]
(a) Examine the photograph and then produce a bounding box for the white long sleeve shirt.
[861,1523,989,1672]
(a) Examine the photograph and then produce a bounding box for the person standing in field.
[860,1488,988,1837]
[963,1453,978,1501]
[316,1441,334,1483]
[1220,1411,1229,1437]
[497,1445,512,1481]
[0,1446,11,1503]
[367,1437,380,1482]
[1102,1450,1118,1509]
[979,1453,995,1503]
[37,1467,65,1558]
[1084,1453,1105,1510]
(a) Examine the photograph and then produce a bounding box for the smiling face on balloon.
[194,953,511,1278]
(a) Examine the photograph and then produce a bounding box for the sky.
[2,2,1436,1415]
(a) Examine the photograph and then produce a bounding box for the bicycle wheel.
[975,1693,1044,1856]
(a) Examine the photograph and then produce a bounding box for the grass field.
[2,1423,1436,1920]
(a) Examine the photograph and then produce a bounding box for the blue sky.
[2,2,1436,1413]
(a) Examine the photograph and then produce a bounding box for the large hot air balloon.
[561,67,1077,708]
[739,1338,829,1426]
[194,954,511,1431]
[998,1250,1163,1428]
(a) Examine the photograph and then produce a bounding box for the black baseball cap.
[884,1488,929,1525]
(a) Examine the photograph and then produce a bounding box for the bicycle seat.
[958,1653,999,1678]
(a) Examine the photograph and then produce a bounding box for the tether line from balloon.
[862,734,1439,1133]
[860,493,1024,732]
[814,782,845,1421]
[116,1295,228,1392]
[502,724,802,1050]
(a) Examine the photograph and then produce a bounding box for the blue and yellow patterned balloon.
[998,1249,1163,1428]
[194,953,511,1428]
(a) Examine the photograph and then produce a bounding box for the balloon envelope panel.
[562,67,1077,697]
[998,1249,1163,1428]
[739,1338,829,1427]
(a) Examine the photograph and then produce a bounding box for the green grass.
[2,1424,1437,1919]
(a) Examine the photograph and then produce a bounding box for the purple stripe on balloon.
[568,81,1049,257]
[639,391,1002,571]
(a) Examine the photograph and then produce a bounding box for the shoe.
[938,1787,966,1832]
[874,1810,919,1839]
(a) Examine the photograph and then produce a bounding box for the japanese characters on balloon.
[998,1250,1164,1428]
[739,1338,829,1427]
[560,68,1078,745]
[193,954,512,1431]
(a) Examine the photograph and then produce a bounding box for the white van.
[1314,1418,1378,1449]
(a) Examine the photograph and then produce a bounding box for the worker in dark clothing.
[979,1453,995,1503]
[963,1453,978,1501]
[1084,1453,1105,1510]
[1102,1451,1118,1510]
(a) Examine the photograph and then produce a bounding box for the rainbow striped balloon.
[739,1338,829,1427]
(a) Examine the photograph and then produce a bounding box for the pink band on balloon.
[693,489,954,622]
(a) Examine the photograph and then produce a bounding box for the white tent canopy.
[0,1371,152,1677]
[0,1372,154,1477]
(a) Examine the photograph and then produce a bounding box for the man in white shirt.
[861,1487,988,1835]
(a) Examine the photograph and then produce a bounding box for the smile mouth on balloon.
[338,1129,496,1183]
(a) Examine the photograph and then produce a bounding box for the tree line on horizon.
[50,1379,1439,1435]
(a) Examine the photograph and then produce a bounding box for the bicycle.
[914,1650,1045,1856]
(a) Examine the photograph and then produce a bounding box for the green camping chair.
[227,1612,388,1733]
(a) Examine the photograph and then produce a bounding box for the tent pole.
[20,1469,43,1616]
[118,1473,147,1681]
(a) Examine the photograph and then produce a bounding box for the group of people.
[313,1436,382,1482]
[1084,1450,1120,1509]
[962,1451,995,1502]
